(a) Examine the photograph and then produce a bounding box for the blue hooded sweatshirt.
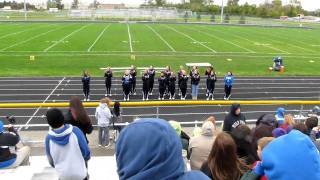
[254,130,320,180]
[116,118,210,180]
[224,75,234,87]
[275,107,285,125]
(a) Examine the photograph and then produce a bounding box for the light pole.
[220,0,224,23]
[24,0,27,20]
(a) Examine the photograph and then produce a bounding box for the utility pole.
[220,0,224,23]
[24,0,27,20]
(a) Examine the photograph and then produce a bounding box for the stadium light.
[220,0,224,23]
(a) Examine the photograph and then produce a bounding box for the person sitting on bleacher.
[45,108,90,180]
[0,120,30,169]
[116,118,210,180]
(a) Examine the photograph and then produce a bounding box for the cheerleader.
[177,66,184,96]
[122,70,132,101]
[224,71,234,100]
[82,70,90,101]
[179,70,188,100]
[168,72,176,100]
[163,66,171,95]
[130,65,137,95]
[158,72,166,100]
[148,66,155,95]
[205,66,213,97]
[104,67,113,97]
[206,70,217,100]
[142,69,150,101]
[189,66,198,78]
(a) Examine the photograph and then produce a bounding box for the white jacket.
[95,103,112,127]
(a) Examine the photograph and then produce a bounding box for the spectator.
[279,114,295,133]
[231,125,258,165]
[65,96,93,143]
[305,117,320,150]
[251,114,275,151]
[224,71,234,100]
[305,116,319,135]
[193,116,217,137]
[169,121,190,151]
[45,108,90,180]
[293,123,308,135]
[256,137,274,160]
[191,69,200,100]
[272,128,287,138]
[223,104,246,132]
[189,121,216,170]
[275,107,285,125]
[116,118,209,180]
[0,120,30,169]
[200,132,249,180]
[95,98,112,147]
[254,130,320,180]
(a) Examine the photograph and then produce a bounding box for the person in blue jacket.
[82,70,91,101]
[224,71,234,100]
[275,107,285,126]
[116,118,210,180]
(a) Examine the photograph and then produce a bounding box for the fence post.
[156,106,159,118]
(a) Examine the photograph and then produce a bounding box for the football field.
[0,22,320,76]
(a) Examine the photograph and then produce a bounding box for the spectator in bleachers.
[200,132,249,180]
[205,66,213,97]
[147,65,155,95]
[189,121,216,170]
[82,70,91,101]
[142,69,150,101]
[95,98,112,147]
[179,70,188,100]
[104,67,113,97]
[231,125,258,166]
[253,129,320,180]
[116,118,209,180]
[65,96,93,143]
[224,71,234,100]
[158,72,166,100]
[256,137,274,161]
[251,114,275,151]
[191,69,201,100]
[168,72,176,100]
[279,114,295,133]
[223,104,246,132]
[206,70,217,101]
[0,120,30,169]
[293,123,309,135]
[177,66,184,96]
[122,70,133,101]
[272,128,287,138]
[45,108,90,180]
[305,117,320,150]
[275,107,285,125]
[130,65,137,95]
[169,121,190,151]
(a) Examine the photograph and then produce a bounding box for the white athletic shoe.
[207,97,209,100]
[124,98,126,101]
[105,94,108,96]
[142,98,145,101]
[134,92,137,95]
[83,98,87,101]
[161,98,164,100]
[172,97,175,100]
[150,92,153,95]
[87,99,90,101]
[109,94,112,97]
[212,97,215,100]
[158,97,161,100]
[127,97,130,101]
[146,98,149,101]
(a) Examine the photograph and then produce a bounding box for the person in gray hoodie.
[95,98,112,147]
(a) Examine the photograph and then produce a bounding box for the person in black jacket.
[158,72,166,100]
[142,69,150,101]
[206,70,217,101]
[168,72,176,100]
[205,66,213,97]
[177,66,184,96]
[191,69,200,100]
[122,70,133,101]
[223,104,246,132]
[82,70,90,101]
[147,66,156,95]
[163,66,172,96]
[130,65,137,95]
[179,70,188,100]
[104,67,113,97]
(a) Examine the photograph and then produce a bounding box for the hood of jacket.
[47,124,73,146]
[201,121,215,136]
[230,104,241,116]
[275,107,285,118]
[261,114,276,127]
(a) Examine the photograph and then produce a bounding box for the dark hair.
[46,108,64,129]
[293,123,308,135]
[113,102,121,117]
[69,96,91,125]
[207,132,244,180]
[305,117,318,131]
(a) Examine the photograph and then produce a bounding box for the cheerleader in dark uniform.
[130,65,137,95]
[163,66,171,96]
[206,70,217,100]
[142,69,150,101]
[205,66,213,97]
[104,67,113,97]
[122,70,132,101]
[82,70,90,101]
[168,72,176,100]
[158,72,166,100]
[148,66,155,95]
[179,70,188,100]
[177,66,184,96]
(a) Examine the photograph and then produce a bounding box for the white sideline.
[127,24,133,52]
[146,24,176,52]
[43,25,88,52]
[87,24,111,52]
[164,24,217,53]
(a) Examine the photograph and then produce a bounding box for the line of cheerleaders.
[81,65,234,101]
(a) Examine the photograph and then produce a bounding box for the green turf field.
[0,22,320,76]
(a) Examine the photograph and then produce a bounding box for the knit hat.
[272,128,286,138]
[0,120,4,133]
[201,121,215,136]
[169,121,182,136]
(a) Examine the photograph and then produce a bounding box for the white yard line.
[87,24,110,52]
[19,77,65,131]
[127,24,133,52]
[43,25,88,52]
[146,24,176,52]
[164,25,217,53]
[0,27,61,51]
[0,24,54,40]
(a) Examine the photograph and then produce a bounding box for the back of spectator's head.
[69,96,91,124]
[206,116,216,125]
[169,120,182,136]
[113,102,121,117]
[305,117,318,131]
[116,118,192,179]
[46,108,64,129]
[257,137,274,160]
[100,97,111,105]
[284,114,295,126]
[272,128,287,138]
[0,120,4,133]
[261,114,277,127]
[312,106,320,116]
[202,121,215,136]
[293,123,308,135]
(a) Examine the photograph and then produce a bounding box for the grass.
[0,22,319,76]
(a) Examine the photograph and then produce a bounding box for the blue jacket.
[254,130,320,180]
[224,75,234,87]
[275,107,285,125]
[116,118,210,180]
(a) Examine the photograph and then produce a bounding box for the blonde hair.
[258,137,274,150]
[100,97,111,106]
[206,116,216,125]
[284,114,295,126]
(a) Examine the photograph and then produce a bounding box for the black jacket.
[158,76,166,90]
[207,74,217,89]
[130,69,137,80]
[0,130,19,163]
[142,73,150,88]
[179,75,188,89]
[148,69,155,80]
[168,76,176,88]
[191,73,200,85]
[82,75,90,87]
[223,104,246,132]
[104,70,113,83]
